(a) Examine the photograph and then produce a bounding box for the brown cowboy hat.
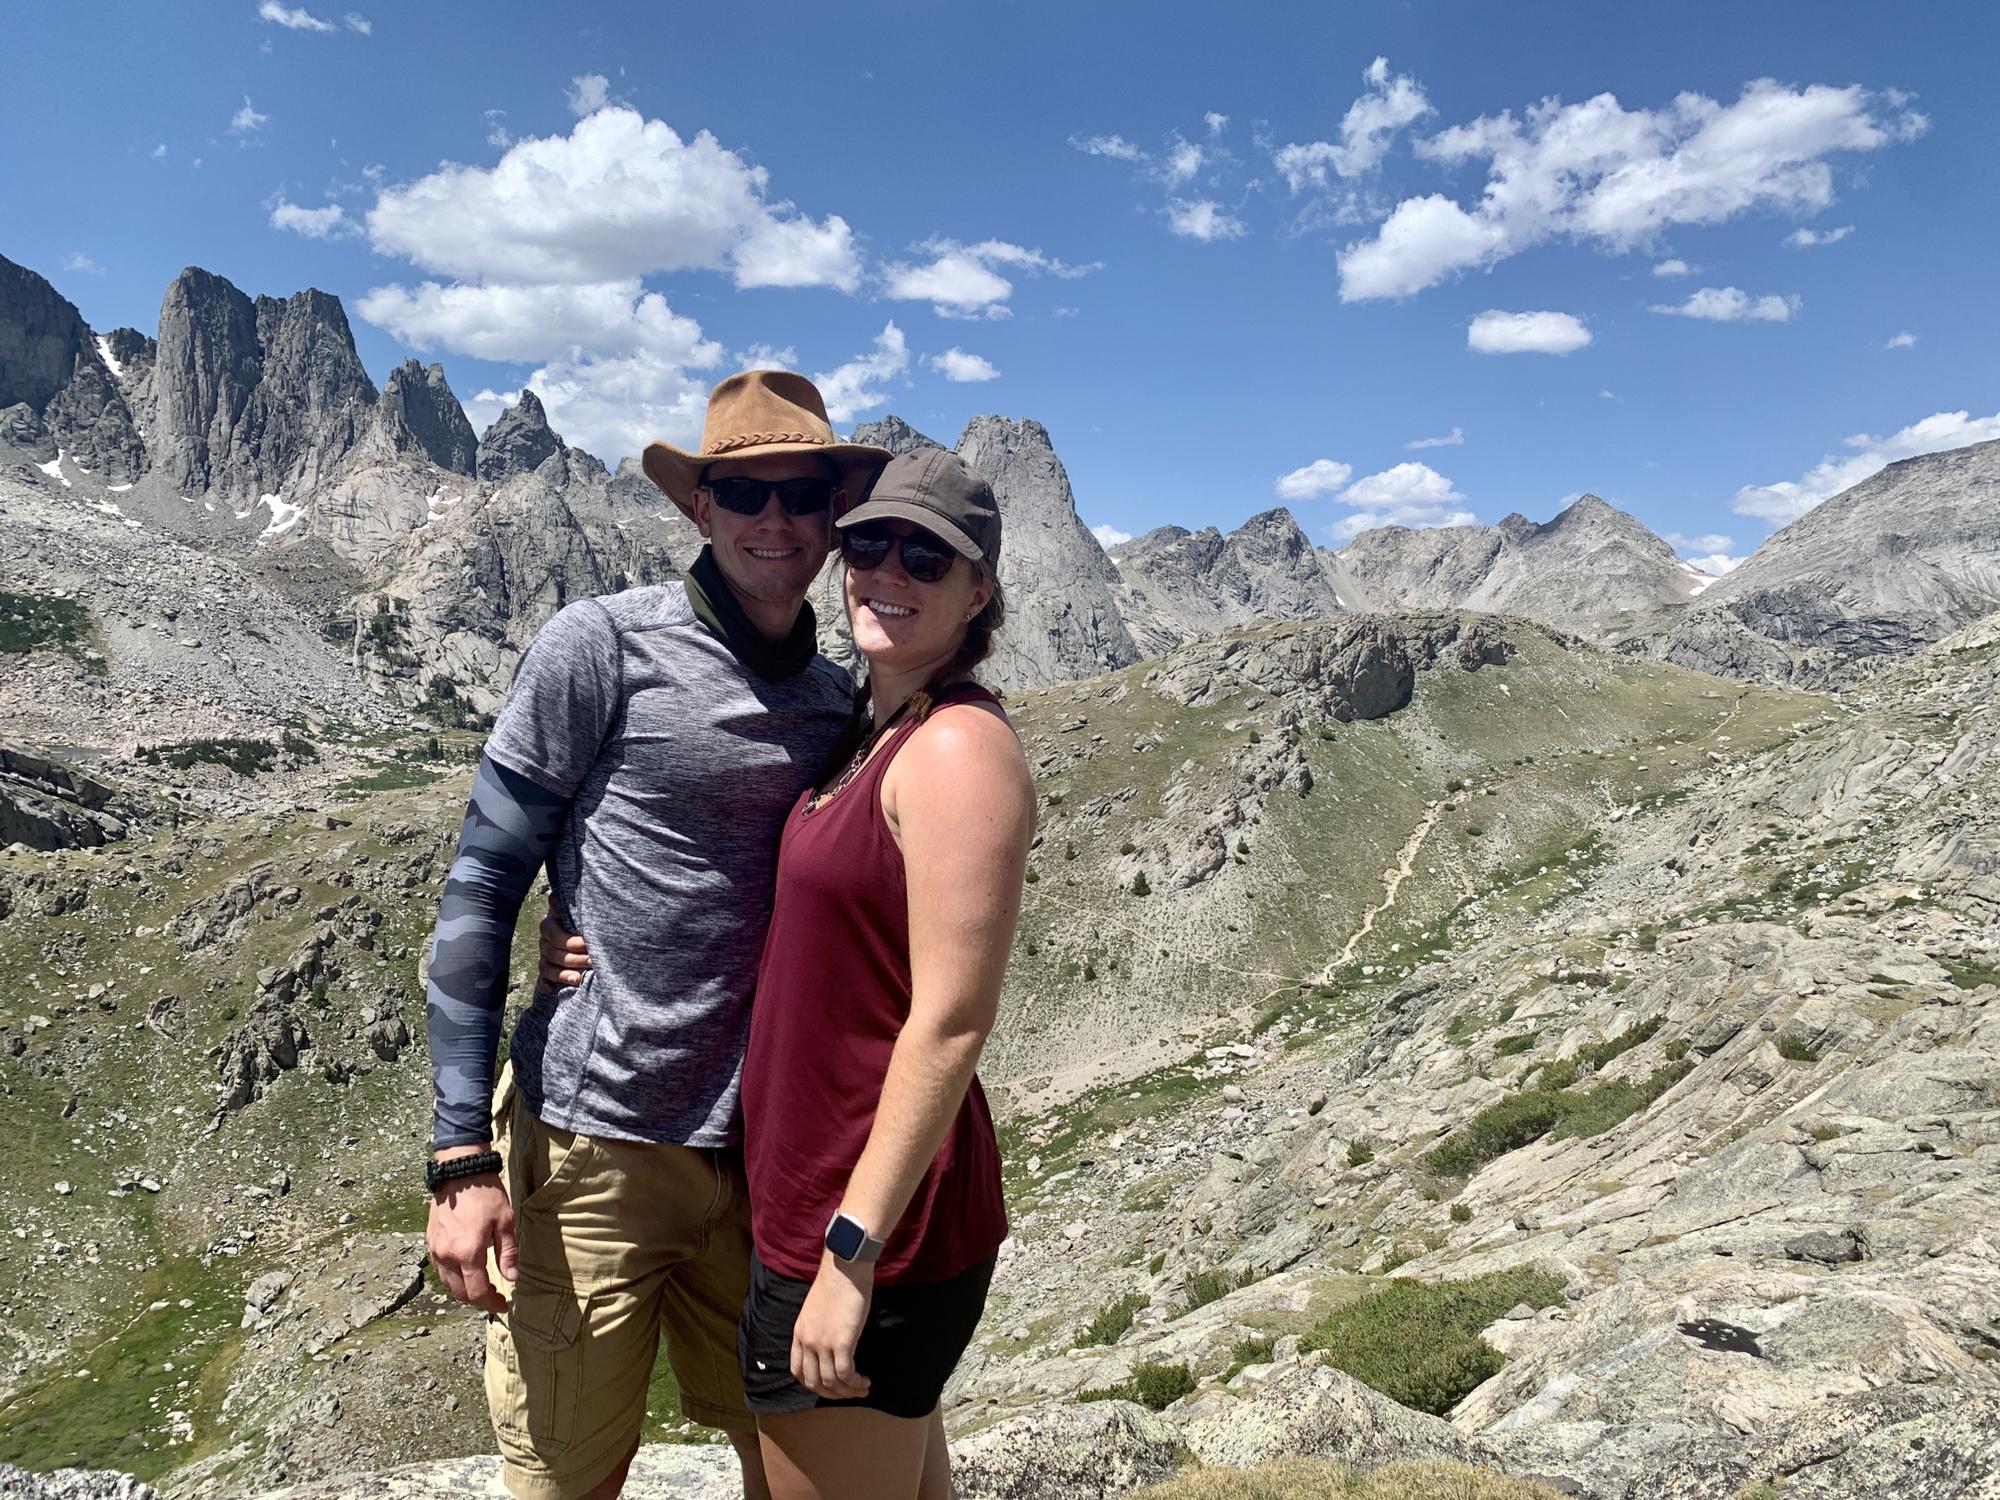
[641,370,893,519]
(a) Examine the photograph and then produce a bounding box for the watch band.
[425,1150,503,1194]
[824,1211,886,1264]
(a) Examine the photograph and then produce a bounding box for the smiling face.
[844,518,994,675]
[690,453,838,611]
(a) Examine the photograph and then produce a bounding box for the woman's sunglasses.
[705,476,839,516]
[839,523,959,583]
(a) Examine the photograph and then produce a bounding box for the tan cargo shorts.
[484,1075,754,1500]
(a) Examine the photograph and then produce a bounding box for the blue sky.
[6,0,1996,571]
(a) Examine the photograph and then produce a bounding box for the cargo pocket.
[487,1277,587,1454]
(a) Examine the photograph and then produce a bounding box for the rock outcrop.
[851,413,945,457]
[1645,438,2000,685]
[0,254,147,481]
[955,415,1142,690]
[1112,507,1347,654]
[372,360,476,476]
[1334,495,1703,638]
[149,269,377,502]
[474,389,562,484]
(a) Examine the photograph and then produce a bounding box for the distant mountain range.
[5,250,1998,716]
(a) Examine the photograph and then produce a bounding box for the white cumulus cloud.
[357,280,717,365]
[1274,55,1432,192]
[1332,461,1474,538]
[1467,309,1592,354]
[1732,408,2000,525]
[1651,286,1800,322]
[927,348,1000,382]
[364,107,859,290]
[1092,523,1134,548]
[269,197,353,239]
[1666,531,1746,575]
[1337,77,1925,301]
[1885,331,1917,349]
[1204,112,1230,137]
[1071,133,1143,161]
[565,73,614,117]
[882,238,1093,319]
[344,12,371,33]
[1163,140,1203,187]
[1167,199,1246,241]
[814,323,911,425]
[1652,258,1691,277]
[258,2,333,31]
[1274,459,1354,501]
[229,97,270,134]
[1785,224,1852,247]
[1406,426,1465,449]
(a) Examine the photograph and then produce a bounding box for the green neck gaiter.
[682,545,819,681]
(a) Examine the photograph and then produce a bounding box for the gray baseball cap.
[836,447,1002,563]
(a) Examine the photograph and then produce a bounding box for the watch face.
[825,1214,867,1261]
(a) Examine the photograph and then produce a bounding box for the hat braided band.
[705,431,826,455]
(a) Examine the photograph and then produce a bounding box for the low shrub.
[137,737,280,777]
[1492,1032,1539,1058]
[1298,1265,1565,1416]
[1225,1334,1277,1379]
[1076,1291,1148,1349]
[1181,1267,1252,1314]
[1449,1202,1473,1224]
[1776,1033,1824,1063]
[1425,1059,1692,1177]
[1347,1139,1376,1167]
[1080,1359,1196,1411]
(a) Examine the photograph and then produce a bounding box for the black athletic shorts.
[738,1250,995,1420]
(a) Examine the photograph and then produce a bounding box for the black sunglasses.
[840,523,960,583]
[705,476,838,516]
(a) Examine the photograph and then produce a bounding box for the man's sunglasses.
[704,476,839,516]
[839,523,960,583]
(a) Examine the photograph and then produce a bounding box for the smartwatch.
[824,1211,886,1264]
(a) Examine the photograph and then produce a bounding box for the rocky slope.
[0,254,147,483]
[7,612,1997,1498]
[1333,496,1706,640]
[1642,438,2000,687]
[1111,508,1348,656]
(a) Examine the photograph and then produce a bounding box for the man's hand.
[426,1143,516,1314]
[791,1254,873,1400]
[536,895,593,995]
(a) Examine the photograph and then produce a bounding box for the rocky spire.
[0,253,147,480]
[376,359,476,475]
[851,413,944,456]
[475,389,562,483]
[954,414,1140,689]
[150,268,377,500]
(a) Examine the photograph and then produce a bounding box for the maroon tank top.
[741,685,1010,1284]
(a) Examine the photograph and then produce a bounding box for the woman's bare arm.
[789,703,1034,1396]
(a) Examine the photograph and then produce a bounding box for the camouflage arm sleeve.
[426,755,571,1149]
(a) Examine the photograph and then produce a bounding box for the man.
[424,370,891,1500]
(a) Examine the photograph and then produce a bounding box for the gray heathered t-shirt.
[485,583,852,1147]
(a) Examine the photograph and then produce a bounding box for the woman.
[541,448,1034,1500]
